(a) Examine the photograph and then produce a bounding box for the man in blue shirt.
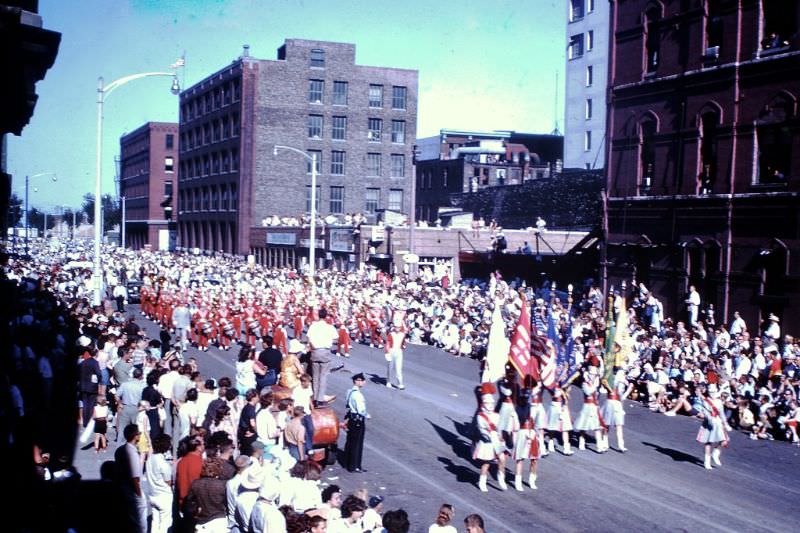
[344,373,368,473]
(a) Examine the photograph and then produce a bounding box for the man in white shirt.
[685,286,701,326]
[249,482,285,533]
[306,309,338,406]
[226,456,252,533]
[730,311,747,336]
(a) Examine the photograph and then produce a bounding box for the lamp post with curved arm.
[273,145,318,278]
[25,172,56,255]
[93,69,181,306]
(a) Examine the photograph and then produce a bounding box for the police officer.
[344,373,368,473]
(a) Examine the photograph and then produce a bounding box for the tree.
[81,193,121,231]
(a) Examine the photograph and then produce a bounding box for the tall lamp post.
[24,172,56,255]
[273,145,318,278]
[93,68,181,306]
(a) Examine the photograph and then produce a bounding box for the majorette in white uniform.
[511,381,541,491]
[546,387,574,455]
[573,368,608,452]
[473,383,508,492]
[696,384,729,470]
[601,370,631,451]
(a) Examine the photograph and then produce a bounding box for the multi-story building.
[414,129,563,222]
[119,122,179,250]
[177,39,418,255]
[564,0,608,170]
[603,0,800,332]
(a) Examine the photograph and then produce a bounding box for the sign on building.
[267,232,297,246]
[329,228,354,252]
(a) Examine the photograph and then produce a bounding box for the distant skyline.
[8,0,566,211]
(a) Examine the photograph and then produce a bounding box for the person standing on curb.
[306,308,338,406]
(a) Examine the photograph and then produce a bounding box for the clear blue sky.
[9,0,566,212]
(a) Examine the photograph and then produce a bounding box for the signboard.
[329,228,353,252]
[299,238,325,249]
[371,225,385,242]
[267,232,297,246]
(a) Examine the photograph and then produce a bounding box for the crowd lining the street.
[3,239,799,531]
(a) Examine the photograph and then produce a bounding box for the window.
[569,34,584,59]
[308,80,324,103]
[706,0,723,49]
[585,131,592,151]
[230,183,238,210]
[756,96,792,185]
[587,30,594,51]
[310,48,325,68]
[231,113,240,136]
[645,8,661,73]
[367,153,382,176]
[211,186,219,211]
[305,185,321,212]
[165,157,174,172]
[222,152,230,172]
[586,98,593,119]
[640,120,657,192]
[392,86,407,110]
[570,0,584,21]
[368,118,382,141]
[203,187,210,211]
[307,150,322,174]
[391,120,406,143]
[166,134,174,150]
[193,189,200,211]
[164,180,173,197]
[332,116,347,140]
[308,115,323,139]
[333,81,348,105]
[586,65,594,86]
[699,112,719,194]
[391,154,405,177]
[221,185,229,211]
[331,151,346,175]
[365,188,380,214]
[388,189,403,211]
[587,0,594,13]
[369,84,383,108]
[232,150,239,171]
[330,186,344,214]
[761,0,797,51]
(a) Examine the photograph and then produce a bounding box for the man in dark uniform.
[344,373,368,473]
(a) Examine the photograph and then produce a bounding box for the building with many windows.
[603,0,800,332]
[119,122,178,250]
[177,39,418,255]
[564,0,608,170]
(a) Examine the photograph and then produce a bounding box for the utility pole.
[121,195,126,248]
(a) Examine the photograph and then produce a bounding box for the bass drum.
[271,385,293,403]
[310,406,340,447]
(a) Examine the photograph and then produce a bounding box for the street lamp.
[24,172,56,255]
[273,145,318,278]
[93,66,181,306]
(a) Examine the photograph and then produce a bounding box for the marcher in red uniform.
[337,323,351,357]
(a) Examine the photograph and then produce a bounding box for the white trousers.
[387,349,404,387]
[196,517,228,533]
[148,493,173,533]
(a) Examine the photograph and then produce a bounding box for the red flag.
[508,296,539,379]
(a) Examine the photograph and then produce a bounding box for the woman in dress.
[473,383,507,492]
[546,386,573,455]
[573,367,607,452]
[92,397,109,453]
[696,383,729,470]
[511,377,540,491]
[135,400,153,464]
[235,345,258,396]
[209,403,238,449]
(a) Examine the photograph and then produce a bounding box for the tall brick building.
[119,122,179,250]
[603,0,800,332]
[177,39,418,255]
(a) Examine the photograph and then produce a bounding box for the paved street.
[75,307,800,533]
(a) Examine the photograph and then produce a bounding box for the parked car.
[125,280,143,304]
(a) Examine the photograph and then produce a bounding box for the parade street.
[99,306,799,533]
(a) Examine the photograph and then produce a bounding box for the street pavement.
[74,306,800,533]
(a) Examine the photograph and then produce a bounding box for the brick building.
[177,39,418,256]
[119,122,179,250]
[414,129,563,223]
[603,0,800,332]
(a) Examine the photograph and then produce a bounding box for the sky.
[8,0,566,211]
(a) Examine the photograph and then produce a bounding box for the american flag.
[537,332,557,389]
[508,295,538,379]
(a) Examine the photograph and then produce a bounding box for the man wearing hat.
[384,320,407,390]
[764,313,781,344]
[249,480,284,533]
[231,461,262,533]
[362,495,384,531]
[344,373,368,473]
[226,455,252,533]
